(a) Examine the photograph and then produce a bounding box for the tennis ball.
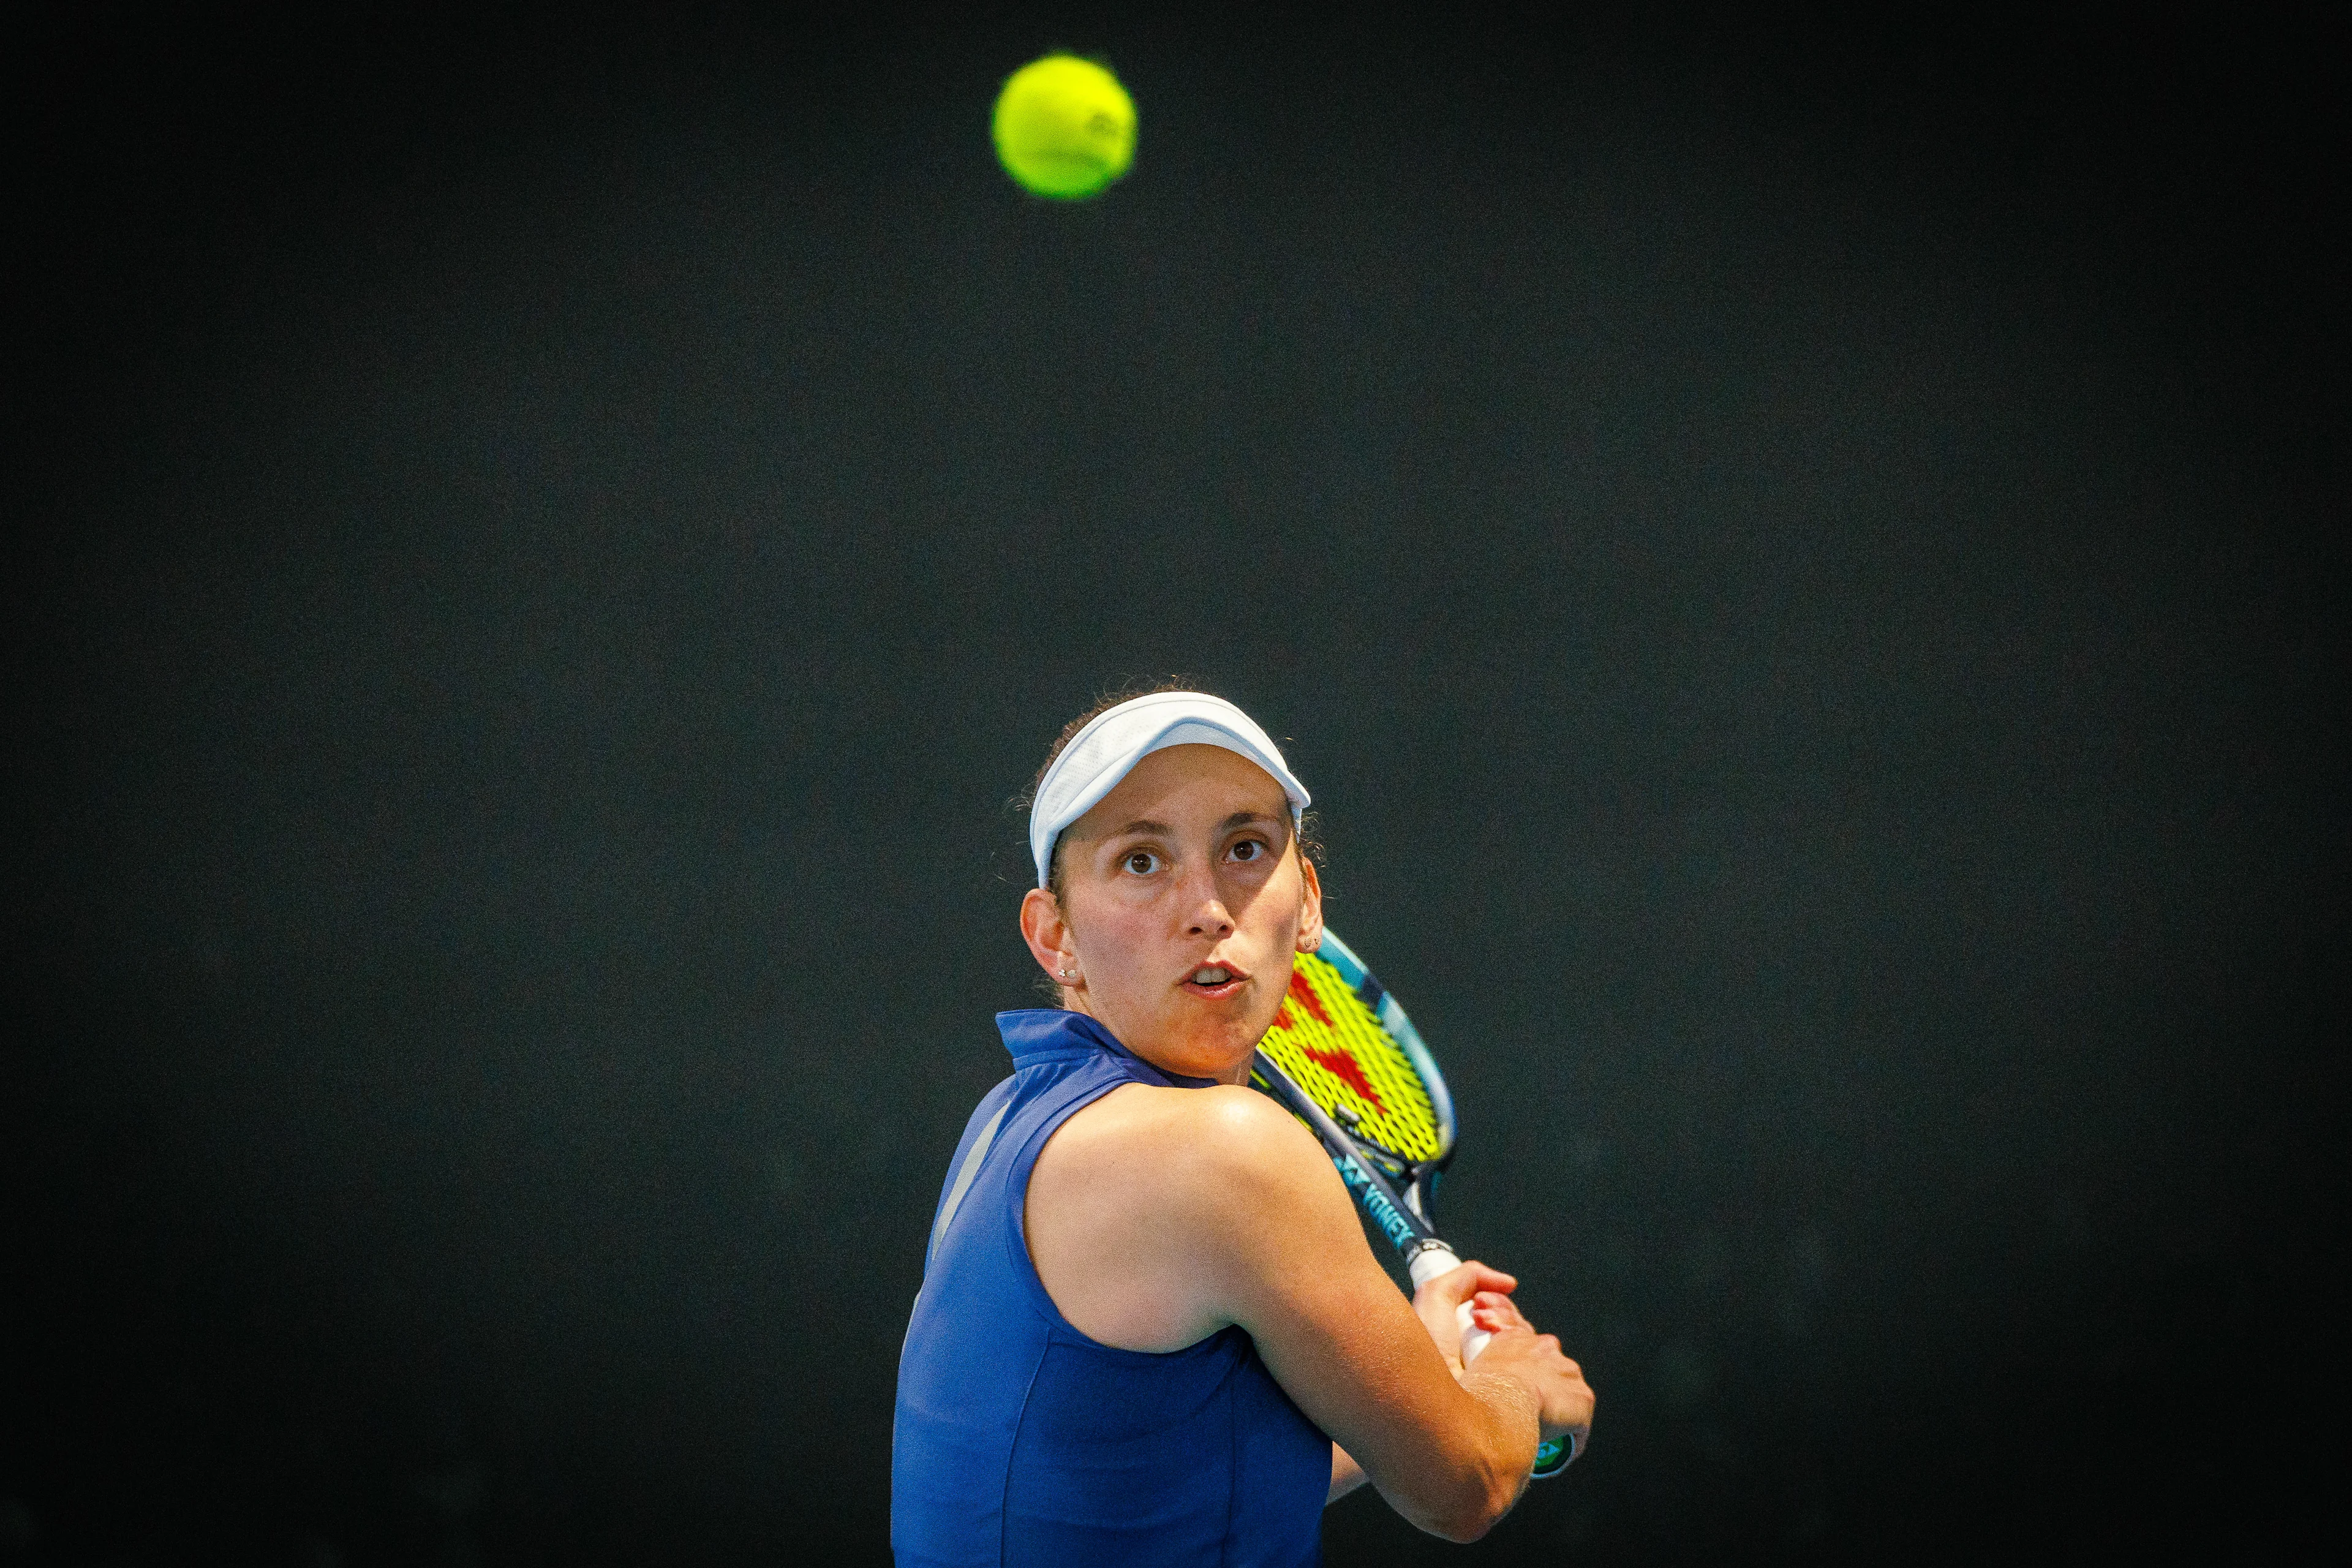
[992,53,1136,200]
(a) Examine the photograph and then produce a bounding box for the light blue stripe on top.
[928,1098,1012,1271]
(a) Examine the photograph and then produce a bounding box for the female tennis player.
[891,689,1593,1566]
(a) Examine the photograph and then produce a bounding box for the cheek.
[1066,888,1159,969]
[1252,852,1305,905]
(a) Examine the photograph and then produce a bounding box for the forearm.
[1357,1370,1542,1540]
[1442,1370,1541,1529]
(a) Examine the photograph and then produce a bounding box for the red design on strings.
[1286,968,1335,1026]
[1300,1043,1388,1115]
[1272,971,1385,1114]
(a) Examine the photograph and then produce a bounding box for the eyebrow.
[1101,810,1284,839]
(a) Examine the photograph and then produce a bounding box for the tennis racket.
[1251,929,1574,1477]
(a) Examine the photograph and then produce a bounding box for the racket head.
[1253,929,1457,1174]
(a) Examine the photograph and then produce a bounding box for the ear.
[1293,853,1325,955]
[1020,885,1081,990]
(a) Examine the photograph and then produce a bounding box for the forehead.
[1068,744,1289,836]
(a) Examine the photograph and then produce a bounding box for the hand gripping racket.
[1250,929,1574,1477]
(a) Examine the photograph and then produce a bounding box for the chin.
[1182,1017,1273,1074]
[1129,987,1282,1079]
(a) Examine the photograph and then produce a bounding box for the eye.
[1229,838,1266,863]
[1122,849,1162,876]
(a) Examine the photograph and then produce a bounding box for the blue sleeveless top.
[891,1009,1330,1567]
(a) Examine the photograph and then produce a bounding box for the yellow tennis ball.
[991,54,1136,200]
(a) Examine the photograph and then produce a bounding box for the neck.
[1060,990,1256,1086]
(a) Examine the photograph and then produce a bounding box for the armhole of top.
[1000,1077,1235,1363]
[998,1074,1131,1342]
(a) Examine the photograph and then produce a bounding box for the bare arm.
[1028,1085,1591,1540]
[1206,1119,1539,1540]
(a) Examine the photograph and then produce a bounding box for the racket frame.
[1308,929,1460,1179]
[1251,930,1574,1477]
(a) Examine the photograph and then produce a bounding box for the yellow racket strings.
[1257,954,1442,1162]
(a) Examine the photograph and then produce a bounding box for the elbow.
[1427,1512,1494,1546]
[1423,1461,1520,1543]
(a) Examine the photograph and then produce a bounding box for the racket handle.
[1457,1301,1494,1366]
[1404,1243,1463,1289]
[1406,1246,1495,1364]
[1407,1242,1572,1479]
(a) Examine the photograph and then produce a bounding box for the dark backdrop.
[6,4,2344,1564]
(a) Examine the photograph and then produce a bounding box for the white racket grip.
[1458,1304,1493,1366]
[1406,1245,1494,1365]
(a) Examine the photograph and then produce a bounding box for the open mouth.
[1183,963,1247,998]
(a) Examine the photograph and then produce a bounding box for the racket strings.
[1257,955,1444,1162]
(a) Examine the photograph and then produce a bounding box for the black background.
[5,4,2345,1563]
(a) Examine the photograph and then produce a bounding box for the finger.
[1471,1303,1531,1334]
[1422,1261,1514,1310]
[1442,1261,1517,1302]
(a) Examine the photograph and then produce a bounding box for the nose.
[1178,861,1236,939]
[1188,905,1235,938]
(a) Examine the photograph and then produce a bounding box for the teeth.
[1194,968,1231,984]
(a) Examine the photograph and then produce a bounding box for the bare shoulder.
[1027,1080,1353,1349]
[1049,1081,1330,1200]
[1166,1085,1336,1200]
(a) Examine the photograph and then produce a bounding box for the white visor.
[1029,692,1310,888]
